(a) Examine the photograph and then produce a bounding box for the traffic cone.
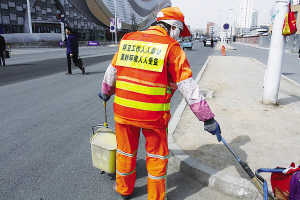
[221,45,226,56]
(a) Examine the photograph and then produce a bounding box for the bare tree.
[131,13,139,31]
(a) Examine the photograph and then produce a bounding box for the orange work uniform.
[101,26,214,200]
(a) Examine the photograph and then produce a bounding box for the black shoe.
[65,72,72,75]
[113,184,130,200]
[81,67,85,75]
[2,61,5,66]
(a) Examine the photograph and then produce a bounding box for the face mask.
[170,27,181,40]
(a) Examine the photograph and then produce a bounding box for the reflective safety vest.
[114,31,177,122]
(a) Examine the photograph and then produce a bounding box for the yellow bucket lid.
[90,127,117,150]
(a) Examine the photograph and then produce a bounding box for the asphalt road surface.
[226,42,300,84]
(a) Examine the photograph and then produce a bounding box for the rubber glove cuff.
[98,91,110,102]
[204,118,222,142]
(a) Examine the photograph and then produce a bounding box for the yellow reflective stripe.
[116,81,165,95]
[117,168,136,176]
[146,152,169,159]
[117,149,137,157]
[118,76,166,88]
[115,96,170,111]
[148,173,167,180]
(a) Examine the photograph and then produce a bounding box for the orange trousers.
[115,122,169,200]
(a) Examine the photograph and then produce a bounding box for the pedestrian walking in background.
[99,7,221,200]
[0,34,6,67]
[211,37,214,47]
[65,26,85,75]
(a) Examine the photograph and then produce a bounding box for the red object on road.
[221,45,226,56]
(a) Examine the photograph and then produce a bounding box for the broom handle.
[221,136,241,162]
[221,136,265,197]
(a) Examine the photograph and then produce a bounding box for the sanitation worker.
[99,7,221,200]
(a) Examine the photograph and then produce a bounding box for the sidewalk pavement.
[168,53,300,199]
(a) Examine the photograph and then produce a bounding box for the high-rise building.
[292,0,300,5]
[207,22,214,36]
[0,0,105,35]
[251,9,258,29]
[236,0,253,28]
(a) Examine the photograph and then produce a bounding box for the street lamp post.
[114,0,117,44]
[224,0,230,44]
[219,4,233,43]
[218,10,223,42]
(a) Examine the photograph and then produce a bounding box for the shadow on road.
[282,73,295,76]
[2,63,36,67]
[83,71,106,76]
[278,95,300,105]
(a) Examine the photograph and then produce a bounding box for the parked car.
[182,37,193,50]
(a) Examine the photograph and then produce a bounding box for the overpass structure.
[75,0,171,30]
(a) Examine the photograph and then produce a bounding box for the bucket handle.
[103,101,108,128]
[92,101,111,135]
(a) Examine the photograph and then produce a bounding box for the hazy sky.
[171,0,276,30]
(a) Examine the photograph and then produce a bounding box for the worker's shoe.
[81,67,85,75]
[113,184,130,200]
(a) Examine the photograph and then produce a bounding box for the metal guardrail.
[78,40,119,47]
[6,40,119,49]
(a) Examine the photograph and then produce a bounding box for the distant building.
[236,0,253,28]
[250,9,258,29]
[0,0,105,38]
[292,0,300,5]
[207,22,214,37]
[0,0,170,41]
[259,22,270,29]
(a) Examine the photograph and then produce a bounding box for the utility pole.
[27,0,32,34]
[224,0,229,44]
[263,0,289,104]
[61,14,65,42]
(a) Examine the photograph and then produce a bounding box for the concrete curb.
[168,56,261,200]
